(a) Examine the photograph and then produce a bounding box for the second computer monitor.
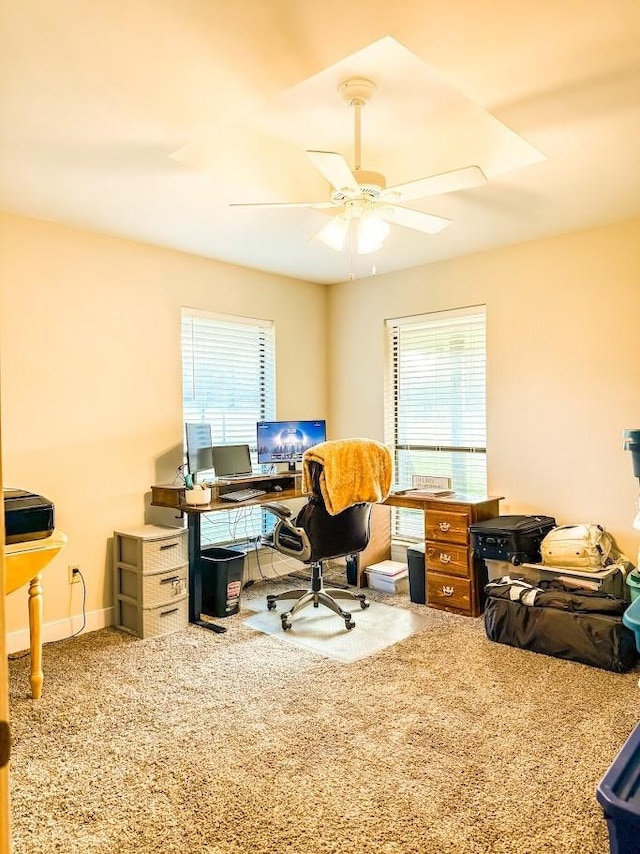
[257,419,326,470]
[185,422,214,477]
[211,443,253,479]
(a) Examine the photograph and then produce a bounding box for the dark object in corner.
[596,720,640,854]
[484,577,638,672]
[3,489,55,545]
[0,720,10,769]
[407,544,427,604]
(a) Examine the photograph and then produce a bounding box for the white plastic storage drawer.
[115,563,188,606]
[118,594,188,639]
[142,565,188,606]
[116,528,188,573]
[113,526,190,639]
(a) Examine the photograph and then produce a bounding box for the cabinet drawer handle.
[159,542,179,550]
[439,553,452,564]
[438,521,451,532]
[160,575,180,584]
[160,607,179,617]
[441,585,455,597]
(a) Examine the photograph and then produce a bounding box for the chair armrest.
[261,502,293,520]
[261,501,312,562]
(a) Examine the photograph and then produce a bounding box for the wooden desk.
[383,493,501,617]
[5,530,67,698]
[151,471,304,514]
[151,478,501,619]
[151,473,306,632]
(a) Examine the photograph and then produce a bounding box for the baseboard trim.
[7,548,301,655]
[6,607,114,656]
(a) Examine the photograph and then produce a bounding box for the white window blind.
[181,308,276,546]
[385,305,487,539]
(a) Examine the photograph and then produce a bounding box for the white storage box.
[366,560,409,594]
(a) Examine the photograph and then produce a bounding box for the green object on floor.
[627,570,640,603]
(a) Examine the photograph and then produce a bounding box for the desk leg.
[187,514,201,624]
[187,513,227,635]
[28,574,43,700]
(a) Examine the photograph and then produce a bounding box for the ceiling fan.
[230,78,487,254]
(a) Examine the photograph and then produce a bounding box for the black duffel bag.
[484,577,638,673]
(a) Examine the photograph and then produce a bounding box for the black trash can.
[407,544,426,604]
[198,547,245,618]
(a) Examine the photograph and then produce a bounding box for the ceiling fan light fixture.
[357,210,390,254]
[317,215,350,252]
[232,75,488,260]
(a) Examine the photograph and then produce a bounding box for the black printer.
[3,489,55,545]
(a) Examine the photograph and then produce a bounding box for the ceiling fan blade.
[230,201,336,210]
[381,205,451,235]
[306,151,358,195]
[383,165,487,204]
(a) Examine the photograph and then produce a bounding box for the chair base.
[266,574,369,631]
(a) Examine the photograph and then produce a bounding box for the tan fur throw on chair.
[302,438,393,515]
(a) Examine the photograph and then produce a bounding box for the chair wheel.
[267,600,276,611]
[281,620,292,631]
[360,599,370,609]
[345,620,356,630]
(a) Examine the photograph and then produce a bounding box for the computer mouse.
[273,485,283,492]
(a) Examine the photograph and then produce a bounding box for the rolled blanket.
[302,438,393,516]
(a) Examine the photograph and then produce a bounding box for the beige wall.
[2,214,639,647]
[0,214,328,647]
[327,218,640,559]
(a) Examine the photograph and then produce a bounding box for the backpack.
[540,523,614,570]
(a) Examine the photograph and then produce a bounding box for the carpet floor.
[7,580,640,854]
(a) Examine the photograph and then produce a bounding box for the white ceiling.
[1,0,639,285]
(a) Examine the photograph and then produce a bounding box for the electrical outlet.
[68,564,81,584]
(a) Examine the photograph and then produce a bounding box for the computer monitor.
[185,423,214,479]
[211,443,253,479]
[256,419,327,471]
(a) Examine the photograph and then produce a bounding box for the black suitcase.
[469,514,556,566]
[3,489,55,545]
[484,577,638,672]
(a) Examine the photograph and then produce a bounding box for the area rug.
[243,595,430,662]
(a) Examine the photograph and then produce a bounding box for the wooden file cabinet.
[384,494,501,617]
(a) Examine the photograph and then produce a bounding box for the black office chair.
[261,439,392,631]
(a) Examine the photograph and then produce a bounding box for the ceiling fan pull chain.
[354,99,362,172]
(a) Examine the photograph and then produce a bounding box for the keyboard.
[220,487,267,503]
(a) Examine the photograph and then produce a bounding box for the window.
[181,308,276,545]
[385,305,487,539]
